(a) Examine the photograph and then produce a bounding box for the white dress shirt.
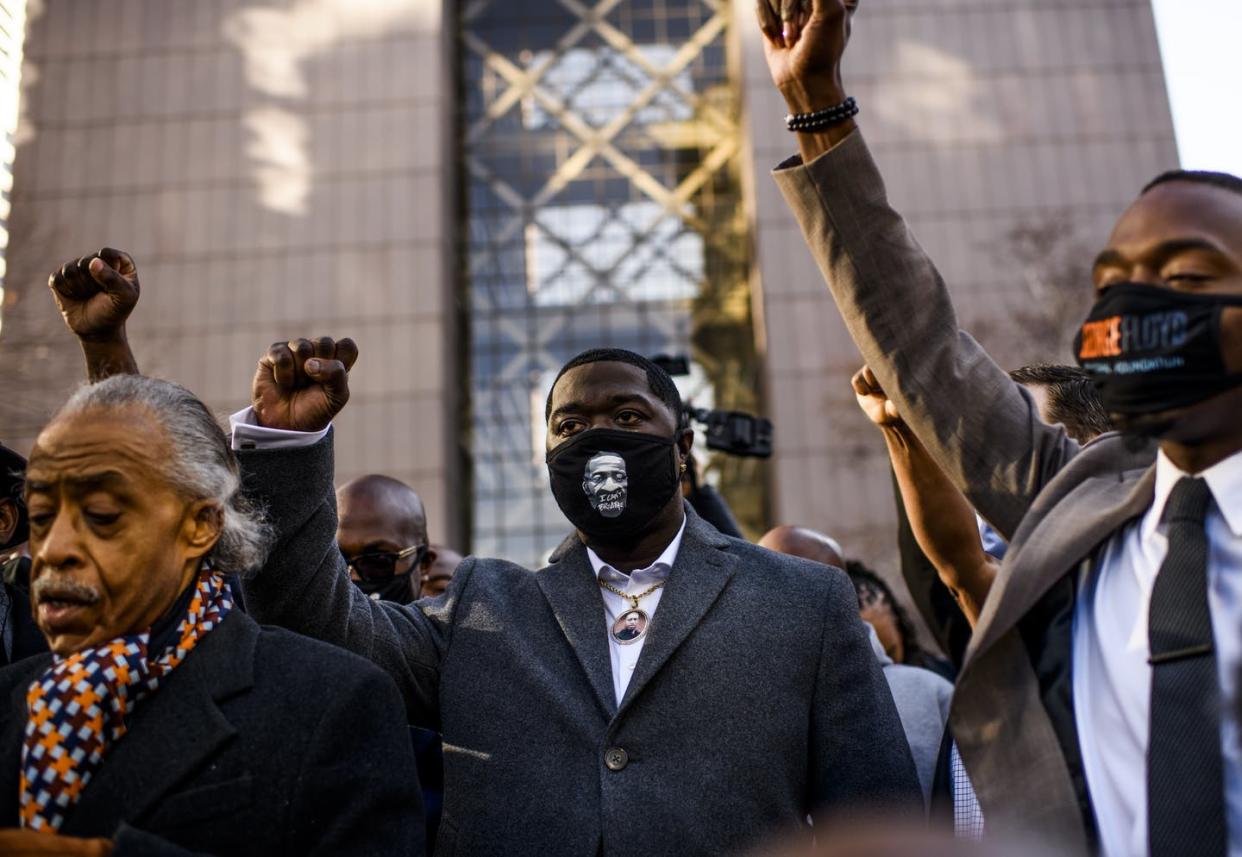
[587,519,685,707]
[1073,448,1242,857]
[229,407,328,450]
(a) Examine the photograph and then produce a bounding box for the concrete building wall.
[0,0,461,547]
[739,0,1178,566]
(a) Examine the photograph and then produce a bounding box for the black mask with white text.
[1074,282,1242,420]
[546,428,681,541]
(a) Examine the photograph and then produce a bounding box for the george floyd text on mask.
[1075,282,1242,424]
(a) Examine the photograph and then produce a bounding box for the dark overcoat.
[0,610,424,856]
[238,435,922,857]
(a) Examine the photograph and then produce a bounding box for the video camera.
[651,354,773,459]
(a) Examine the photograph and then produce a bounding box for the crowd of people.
[0,0,1238,854]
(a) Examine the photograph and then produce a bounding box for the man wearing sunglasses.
[337,475,435,605]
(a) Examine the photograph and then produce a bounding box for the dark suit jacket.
[774,130,1165,853]
[1,555,48,666]
[238,436,922,857]
[0,610,424,856]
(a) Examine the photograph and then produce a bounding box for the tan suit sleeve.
[771,130,1079,539]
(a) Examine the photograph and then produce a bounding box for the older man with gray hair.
[0,370,423,856]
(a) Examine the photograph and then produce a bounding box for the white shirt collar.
[1145,446,1242,541]
[586,515,687,582]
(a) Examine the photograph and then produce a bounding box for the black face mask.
[546,428,681,541]
[1074,282,1242,420]
[354,571,419,605]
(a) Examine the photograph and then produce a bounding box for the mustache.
[32,574,102,606]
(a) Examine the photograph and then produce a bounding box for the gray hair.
[52,375,272,574]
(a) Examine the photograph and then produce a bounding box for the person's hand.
[252,337,358,432]
[758,0,859,111]
[852,365,903,427]
[48,248,139,343]
[0,829,113,856]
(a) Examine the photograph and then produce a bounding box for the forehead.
[587,454,625,469]
[551,362,660,410]
[27,406,171,488]
[1109,182,1242,256]
[336,489,420,541]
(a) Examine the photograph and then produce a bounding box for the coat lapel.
[536,537,618,718]
[966,462,1157,667]
[60,610,258,836]
[616,511,736,717]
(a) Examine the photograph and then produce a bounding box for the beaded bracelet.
[785,97,859,132]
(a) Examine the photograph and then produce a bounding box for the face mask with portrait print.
[546,428,681,541]
[1074,282,1242,421]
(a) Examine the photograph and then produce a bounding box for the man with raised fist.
[9,250,426,857]
[758,1,1242,854]
[58,252,921,855]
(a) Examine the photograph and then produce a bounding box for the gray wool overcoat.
[237,435,921,856]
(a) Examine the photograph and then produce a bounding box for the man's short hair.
[1141,169,1242,198]
[1008,363,1112,444]
[545,348,687,429]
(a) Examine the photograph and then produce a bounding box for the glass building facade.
[0,0,25,323]
[460,0,763,566]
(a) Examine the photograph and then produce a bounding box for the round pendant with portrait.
[611,609,649,645]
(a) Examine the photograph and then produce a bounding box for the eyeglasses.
[343,544,426,581]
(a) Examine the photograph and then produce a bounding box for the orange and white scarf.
[18,570,233,832]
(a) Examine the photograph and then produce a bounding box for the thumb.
[89,256,139,303]
[304,358,351,407]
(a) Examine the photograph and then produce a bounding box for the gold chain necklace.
[597,578,666,611]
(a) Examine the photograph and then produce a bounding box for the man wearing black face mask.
[64,241,921,849]
[758,2,1242,854]
[336,474,434,605]
[219,343,920,856]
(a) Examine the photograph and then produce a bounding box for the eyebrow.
[25,470,130,493]
[1092,238,1229,274]
[549,393,654,421]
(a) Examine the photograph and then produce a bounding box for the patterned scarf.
[18,570,233,832]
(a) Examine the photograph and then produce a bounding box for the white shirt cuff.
[229,407,330,451]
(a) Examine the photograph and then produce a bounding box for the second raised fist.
[252,337,359,433]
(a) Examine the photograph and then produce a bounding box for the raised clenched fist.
[852,365,903,428]
[252,337,358,433]
[48,248,139,342]
[757,0,859,116]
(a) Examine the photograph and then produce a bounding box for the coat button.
[604,747,628,771]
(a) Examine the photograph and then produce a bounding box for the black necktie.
[1147,476,1226,857]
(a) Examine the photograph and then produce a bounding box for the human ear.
[0,499,16,546]
[1222,307,1242,373]
[676,428,695,462]
[181,500,223,560]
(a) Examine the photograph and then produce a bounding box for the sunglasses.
[343,544,426,581]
